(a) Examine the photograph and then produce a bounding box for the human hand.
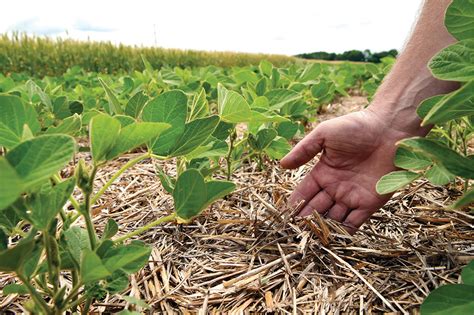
[280,109,417,233]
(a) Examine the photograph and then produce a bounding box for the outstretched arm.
[281,0,459,233]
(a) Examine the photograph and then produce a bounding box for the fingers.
[325,203,349,222]
[298,190,334,217]
[288,170,321,208]
[342,208,375,234]
[280,126,324,169]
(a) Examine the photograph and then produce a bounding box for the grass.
[0,33,301,77]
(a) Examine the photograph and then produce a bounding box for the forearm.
[368,0,459,136]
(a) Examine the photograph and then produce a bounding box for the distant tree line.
[296,49,398,63]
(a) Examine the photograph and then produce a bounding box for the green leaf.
[255,78,267,96]
[115,115,135,127]
[425,164,455,185]
[0,157,23,210]
[462,261,474,285]
[430,40,474,81]
[311,81,331,99]
[249,111,289,123]
[0,94,40,149]
[394,147,432,170]
[420,284,474,315]
[90,114,121,164]
[0,207,21,234]
[106,122,170,160]
[28,178,75,230]
[454,188,474,208]
[376,171,421,195]
[298,63,321,82]
[277,121,299,140]
[3,283,29,295]
[105,270,129,294]
[173,169,207,221]
[142,90,187,155]
[417,95,445,119]
[102,243,151,274]
[259,60,273,77]
[45,114,82,135]
[98,78,123,115]
[81,249,111,283]
[203,181,235,209]
[399,138,474,179]
[0,238,36,272]
[217,84,253,123]
[422,81,474,125]
[102,219,119,240]
[169,115,220,157]
[156,166,175,194]
[61,226,90,269]
[248,128,277,151]
[264,136,292,160]
[445,0,474,41]
[188,88,209,121]
[125,91,149,118]
[265,89,301,110]
[6,135,75,190]
[184,139,228,160]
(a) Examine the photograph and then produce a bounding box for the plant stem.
[82,297,92,315]
[91,152,150,204]
[43,231,59,292]
[83,196,97,250]
[226,130,236,181]
[18,274,51,314]
[114,213,176,243]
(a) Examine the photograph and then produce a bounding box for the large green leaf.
[394,147,432,170]
[0,94,40,149]
[376,171,421,195]
[0,238,36,272]
[422,81,474,125]
[399,138,474,179]
[28,178,75,230]
[188,88,209,121]
[445,0,474,41]
[217,84,253,123]
[173,169,207,221]
[45,114,82,135]
[298,63,321,83]
[102,243,151,274]
[425,164,455,186]
[265,136,292,160]
[125,91,148,118]
[142,90,187,155]
[98,78,123,115]
[248,128,277,151]
[265,89,301,110]
[417,95,445,119]
[106,122,170,160]
[203,181,236,208]
[173,169,235,222]
[81,249,111,283]
[420,284,474,315]
[90,114,121,164]
[6,135,75,190]
[430,40,474,81]
[462,261,474,285]
[0,157,23,210]
[169,115,220,157]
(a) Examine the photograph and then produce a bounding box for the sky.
[0,0,424,56]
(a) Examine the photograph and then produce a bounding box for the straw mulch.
[1,96,473,314]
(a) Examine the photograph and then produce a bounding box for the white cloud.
[0,0,423,55]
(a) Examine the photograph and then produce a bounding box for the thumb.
[280,126,325,169]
